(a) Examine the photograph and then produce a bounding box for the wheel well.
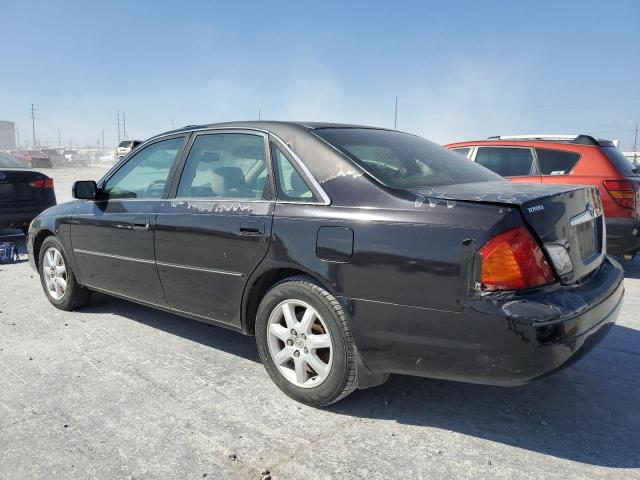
[244,268,319,335]
[32,229,55,271]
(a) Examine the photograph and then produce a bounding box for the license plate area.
[576,219,597,260]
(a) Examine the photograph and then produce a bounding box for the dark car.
[40,148,68,167]
[445,135,640,259]
[0,152,56,235]
[27,122,624,406]
[13,150,53,168]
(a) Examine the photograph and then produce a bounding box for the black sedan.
[27,122,624,406]
[1,152,56,235]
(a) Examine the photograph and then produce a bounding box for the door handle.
[132,217,150,230]
[239,221,264,235]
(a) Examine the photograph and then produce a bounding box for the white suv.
[116,140,143,159]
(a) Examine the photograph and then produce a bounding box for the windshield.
[0,152,26,168]
[314,128,504,188]
[602,146,639,176]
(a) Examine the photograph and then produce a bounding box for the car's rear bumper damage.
[345,257,624,388]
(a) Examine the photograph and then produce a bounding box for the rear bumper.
[0,204,52,230]
[606,217,640,256]
[345,257,624,386]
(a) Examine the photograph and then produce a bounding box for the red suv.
[445,135,640,259]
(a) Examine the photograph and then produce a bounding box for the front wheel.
[38,236,92,311]
[255,276,357,406]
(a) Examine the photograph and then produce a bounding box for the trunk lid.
[0,168,49,204]
[412,181,605,284]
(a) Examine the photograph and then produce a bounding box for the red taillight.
[478,226,555,291]
[29,178,54,189]
[603,180,636,210]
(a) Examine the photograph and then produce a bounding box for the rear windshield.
[0,152,25,168]
[118,141,133,148]
[602,146,639,176]
[314,128,503,188]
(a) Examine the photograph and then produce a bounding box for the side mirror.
[73,180,98,200]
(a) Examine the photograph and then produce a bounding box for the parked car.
[12,150,53,168]
[40,148,67,167]
[63,149,91,166]
[28,122,623,406]
[0,151,56,235]
[445,135,640,259]
[116,140,143,159]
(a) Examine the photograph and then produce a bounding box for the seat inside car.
[210,166,247,197]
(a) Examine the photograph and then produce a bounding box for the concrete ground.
[1,166,639,479]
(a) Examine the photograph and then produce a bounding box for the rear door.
[155,130,274,328]
[473,146,540,183]
[71,135,187,305]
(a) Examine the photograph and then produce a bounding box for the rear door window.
[535,148,581,175]
[474,147,534,177]
[176,133,270,199]
[272,145,316,202]
[450,147,471,158]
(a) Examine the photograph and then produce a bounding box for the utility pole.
[102,129,105,150]
[117,109,121,144]
[58,128,61,147]
[31,104,36,149]
[123,111,126,140]
[634,123,638,163]
[394,96,398,131]
[258,108,261,120]
[16,125,20,149]
[171,117,175,129]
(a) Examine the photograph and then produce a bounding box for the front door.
[155,131,274,327]
[71,135,187,306]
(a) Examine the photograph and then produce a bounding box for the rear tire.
[38,236,92,311]
[255,276,357,406]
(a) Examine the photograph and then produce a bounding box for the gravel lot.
[1,167,639,479]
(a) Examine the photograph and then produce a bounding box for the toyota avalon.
[28,122,624,406]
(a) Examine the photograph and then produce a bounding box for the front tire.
[255,276,357,406]
[38,236,92,311]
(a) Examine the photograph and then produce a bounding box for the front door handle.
[132,217,150,230]
[239,221,264,235]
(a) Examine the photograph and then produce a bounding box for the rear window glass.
[313,128,502,188]
[474,147,533,177]
[0,152,25,168]
[602,146,639,177]
[118,141,132,148]
[535,148,581,175]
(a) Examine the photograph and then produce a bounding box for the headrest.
[200,151,220,163]
[214,167,245,189]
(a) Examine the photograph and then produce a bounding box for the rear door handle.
[239,221,264,235]
[132,217,151,230]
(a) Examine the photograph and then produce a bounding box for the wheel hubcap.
[267,299,333,388]
[43,247,67,300]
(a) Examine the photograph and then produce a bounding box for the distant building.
[622,151,639,163]
[0,120,16,150]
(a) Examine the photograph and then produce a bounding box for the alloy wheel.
[43,247,67,300]
[266,299,333,388]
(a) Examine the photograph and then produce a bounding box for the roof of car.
[149,121,393,141]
